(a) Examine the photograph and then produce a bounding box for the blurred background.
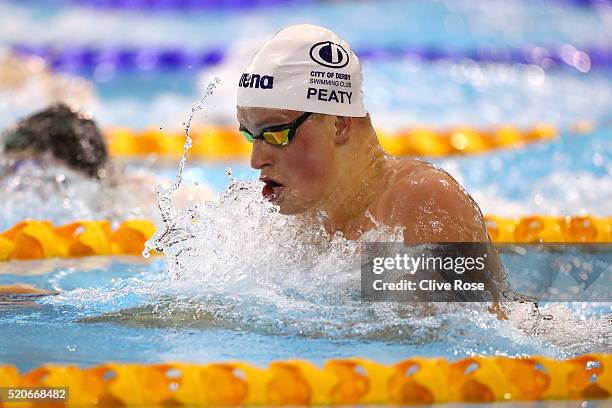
[0,0,611,371]
[1,0,611,218]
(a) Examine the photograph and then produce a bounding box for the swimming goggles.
[239,112,313,147]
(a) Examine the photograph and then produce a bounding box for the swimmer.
[237,25,507,313]
[1,103,108,178]
[0,104,214,221]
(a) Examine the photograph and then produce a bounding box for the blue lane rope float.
[19,0,612,10]
[567,0,612,5]
[10,45,224,73]
[23,0,313,11]
[10,43,612,74]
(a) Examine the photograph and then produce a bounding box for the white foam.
[0,159,166,229]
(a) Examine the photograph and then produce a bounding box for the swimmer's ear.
[333,116,353,145]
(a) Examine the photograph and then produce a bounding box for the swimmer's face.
[237,107,336,214]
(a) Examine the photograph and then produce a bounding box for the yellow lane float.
[483,215,611,243]
[105,123,567,159]
[0,216,609,261]
[0,220,157,261]
[0,355,610,406]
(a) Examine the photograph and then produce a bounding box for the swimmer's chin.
[266,192,295,214]
[277,204,298,215]
[261,186,312,215]
[275,198,315,215]
[272,197,297,215]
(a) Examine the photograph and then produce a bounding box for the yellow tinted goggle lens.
[263,129,290,145]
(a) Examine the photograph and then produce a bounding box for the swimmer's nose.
[250,140,275,170]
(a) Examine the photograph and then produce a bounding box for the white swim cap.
[236,24,366,117]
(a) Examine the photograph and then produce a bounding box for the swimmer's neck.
[319,132,395,237]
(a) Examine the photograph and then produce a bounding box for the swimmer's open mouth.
[260,177,284,201]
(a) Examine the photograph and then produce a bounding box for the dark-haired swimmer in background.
[237,25,508,315]
[2,103,108,178]
[0,103,215,222]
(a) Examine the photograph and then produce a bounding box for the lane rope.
[54,0,312,10]
[104,122,588,159]
[0,355,610,404]
[39,0,609,10]
[11,43,610,74]
[0,216,609,261]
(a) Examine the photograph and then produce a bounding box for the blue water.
[0,0,610,380]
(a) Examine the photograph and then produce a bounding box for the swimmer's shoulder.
[384,158,461,202]
[379,158,488,243]
[394,158,465,195]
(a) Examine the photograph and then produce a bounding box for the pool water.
[0,250,609,373]
[0,0,610,383]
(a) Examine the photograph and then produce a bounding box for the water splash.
[129,164,611,351]
[225,167,237,184]
[143,78,220,258]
